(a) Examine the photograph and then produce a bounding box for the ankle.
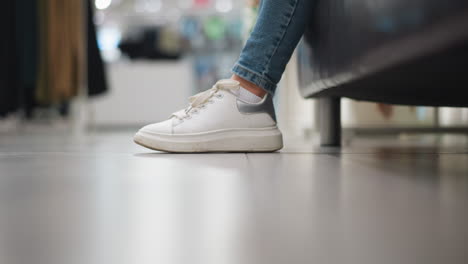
[231,75,267,97]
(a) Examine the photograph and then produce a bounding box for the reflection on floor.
[0,131,467,264]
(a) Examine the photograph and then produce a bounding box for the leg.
[319,97,341,146]
[232,0,315,95]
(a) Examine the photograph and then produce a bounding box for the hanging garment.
[36,0,85,105]
[0,0,19,117]
[15,0,39,117]
[1,0,107,118]
[87,0,108,96]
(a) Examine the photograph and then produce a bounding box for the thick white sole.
[134,127,283,153]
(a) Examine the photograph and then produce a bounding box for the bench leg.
[319,97,341,146]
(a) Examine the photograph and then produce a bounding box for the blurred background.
[1,0,467,141]
[1,2,468,264]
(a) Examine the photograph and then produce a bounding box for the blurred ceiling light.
[95,0,112,10]
[216,0,233,13]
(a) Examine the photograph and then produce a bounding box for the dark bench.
[297,0,468,146]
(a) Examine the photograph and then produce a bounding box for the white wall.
[88,59,193,127]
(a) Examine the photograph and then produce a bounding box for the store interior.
[1,1,468,264]
[2,0,467,134]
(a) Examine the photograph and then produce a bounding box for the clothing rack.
[0,0,107,134]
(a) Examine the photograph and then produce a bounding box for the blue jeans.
[232,0,314,95]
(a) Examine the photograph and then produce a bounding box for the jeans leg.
[232,0,314,95]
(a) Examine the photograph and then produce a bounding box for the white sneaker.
[134,79,283,152]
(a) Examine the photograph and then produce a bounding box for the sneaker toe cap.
[138,119,173,135]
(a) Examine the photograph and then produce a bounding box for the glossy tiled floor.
[0,131,468,264]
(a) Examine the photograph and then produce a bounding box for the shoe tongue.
[216,79,240,89]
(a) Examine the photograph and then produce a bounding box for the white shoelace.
[171,80,239,120]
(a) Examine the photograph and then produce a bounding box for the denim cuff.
[231,63,277,95]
